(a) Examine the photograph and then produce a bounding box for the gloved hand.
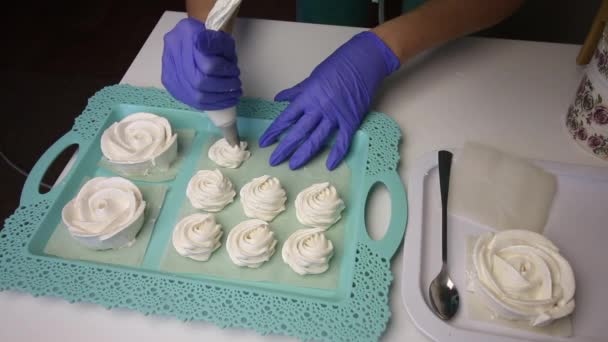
[259,31,400,170]
[161,18,241,111]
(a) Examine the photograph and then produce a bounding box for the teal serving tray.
[0,85,407,342]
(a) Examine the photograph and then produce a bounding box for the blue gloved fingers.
[288,118,336,170]
[162,46,199,107]
[194,53,240,77]
[174,39,239,103]
[162,30,187,84]
[195,89,243,110]
[161,41,177,88]
[274,81,305,102]
[169,18,204,38]
[259,101,305,147]
[326,126,356,170]
[260,31,399,170]
[197,29,238,61]
[162,17,243,111]
[269,111,323,166]
[193,73,242,93]
[177,36,201,91]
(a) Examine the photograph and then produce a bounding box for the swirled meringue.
[208,138,251,168]
[471,229,576,327]
[295,182,345,230]
[61,177,146,250]
[282,228,334,275]
[186,169,236,212]
[226,219,277,268]
[240,175,287,221]
[101,113,178,174]
[172,213,223,261]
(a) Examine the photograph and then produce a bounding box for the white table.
[1,11,605,342]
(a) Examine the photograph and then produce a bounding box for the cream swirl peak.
[226,219,277,268]
[172,213,223,261]
[61,177,146,250]
[471,230,576,327]
[240,175,287,221]
[282,228,334,275]
[208,138,251,169]
[101,112,177,165]
[186,169,236,212]
[295,182,345,230]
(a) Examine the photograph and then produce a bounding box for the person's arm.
[186,0,238,32]
[373,0,525,63]
[186,0,215,23]
[259,0,525,170]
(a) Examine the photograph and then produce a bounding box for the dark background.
[0,0,602,221]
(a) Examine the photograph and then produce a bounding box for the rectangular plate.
[26,102,363,300]
[402,150,608,342]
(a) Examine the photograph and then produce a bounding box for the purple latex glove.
[259,31,400,170]
[161,18,241,110]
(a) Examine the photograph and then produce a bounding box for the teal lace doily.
[0,85,407,342]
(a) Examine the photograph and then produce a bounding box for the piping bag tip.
[205,106,240,146]
[222,124,241,147]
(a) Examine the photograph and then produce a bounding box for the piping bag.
[205,0,242,146]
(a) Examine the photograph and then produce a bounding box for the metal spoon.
[428,150,460,320]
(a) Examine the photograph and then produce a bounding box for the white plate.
[401,150,608,342]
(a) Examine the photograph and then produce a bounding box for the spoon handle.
[438,150,453,263]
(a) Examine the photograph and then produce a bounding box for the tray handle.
[20,131,81,205]
[360,170,408,260]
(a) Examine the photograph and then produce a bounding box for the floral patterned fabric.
[593,26,608,80]
[566,74,608,160]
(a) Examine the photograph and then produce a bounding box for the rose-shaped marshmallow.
[208,138,251,169]
[172,213,223,261]
[61,177,146,250]
[240,175,287,221]
[101,112,178,174]
[295,182,345,230]
[282,228,334,275]
[471,230,576,327]
[186,169,236,212]
[226,219,277,268]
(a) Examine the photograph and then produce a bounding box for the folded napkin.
[449,142,557,233]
